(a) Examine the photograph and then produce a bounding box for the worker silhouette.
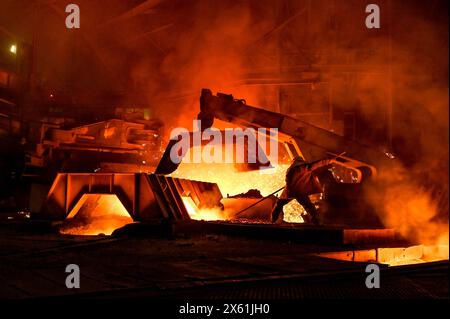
[271,156,333,225]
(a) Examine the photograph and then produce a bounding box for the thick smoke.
[362,2,449,245]
[131,0,275,129]
[130,1,449,242]
[3,0,447,241]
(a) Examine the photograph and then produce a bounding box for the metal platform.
[0,220,447,299]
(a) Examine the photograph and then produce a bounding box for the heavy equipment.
[39,88,397,228]
[155,89,396,226]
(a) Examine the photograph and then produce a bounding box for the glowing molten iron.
[172,163,288,197]
[318,243,449,267]
[182,196,225,221]
[172,162,307,223]
[59,194,133,236]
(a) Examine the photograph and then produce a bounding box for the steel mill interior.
[0,0,448,300]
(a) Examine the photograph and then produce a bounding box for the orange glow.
[172,162,288,197]
[368,165,449,252]
[283,200,305,223]
[172,160,307,223]
[9,44,17,54]
[169,141,310,223]
[321,175,449,265]
[363,163,449,265]
[60,194,133,236]
[103,127,116,139]
[182,196,225,221]
[382,185,448,246]
[318,244,449,267]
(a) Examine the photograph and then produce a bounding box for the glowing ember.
[283,200,305,223]
[318,244,449,266]
[173,163,307,223]
[172,155,317,222]
[172,163,289,197]
[59,194,133,236]
[182,196,225,221]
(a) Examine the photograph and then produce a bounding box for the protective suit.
[271,156,332,224]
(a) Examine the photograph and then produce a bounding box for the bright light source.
[10,44,17,54]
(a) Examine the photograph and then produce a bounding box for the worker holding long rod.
[271,153,345,225]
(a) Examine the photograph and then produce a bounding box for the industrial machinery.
[156,89,396,226]
[0,110,164,213]
[0,34,165,213]
[38,89,396,233]
[196,89,393,176]
[24,118,164,177]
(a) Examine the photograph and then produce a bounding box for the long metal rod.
[235,186,285,217]
[234,151,346,217]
